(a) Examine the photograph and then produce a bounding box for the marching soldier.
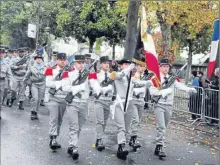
[90,56,114,151]
[62,55,90,160]
[47,51,58,68]
[8,48,28,109]
[111,58,136,160]
[24,52,46,120]
[129,56,152,150]
[149,58,197,158]
[0,48,12,119]
[44,53,68,151]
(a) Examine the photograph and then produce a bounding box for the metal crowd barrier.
[203,88,219,123]
[173,86,219,125]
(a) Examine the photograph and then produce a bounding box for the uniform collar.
[100,70,108,74]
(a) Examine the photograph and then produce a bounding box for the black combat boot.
[117,143,129,160]
[6,99,10,106]
[49,136,61,151]
[129,136,141,151]
[34,112,39,120]
[18,101,24,110]
[95,139,105,151]
[40,100,45,106]
[30,111,35,120]
[8,98,15,107]
[154,145,166,158]
[67,147,79,160]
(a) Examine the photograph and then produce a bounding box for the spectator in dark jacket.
[205,68,219,124]
[197,71,208,88]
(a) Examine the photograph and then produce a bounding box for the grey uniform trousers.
[10,79,25,101]
[154,103,172,146]
[94,99,111,139]
[67,101,88,149]
[114,101,134,144]
[130,99,145,136]
[0,80,6,106]
[46,96,66,137]
[30,83,46,112]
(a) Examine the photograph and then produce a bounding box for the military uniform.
[8,48,28,109]
[24,53,46,120]
[90,56,113,151]
[0,48,12,118]
[112,58,137,160]
[149,58,196,158]
[62,55,90,160]
[45,53,68,151]
[47,51,58,68]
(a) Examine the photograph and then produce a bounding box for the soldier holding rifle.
[8,48,28,109]
[61,55,94,160]
[0,48,12,119]
[89,56,115,152]
[149,58,197,159]
[44,53,68,151]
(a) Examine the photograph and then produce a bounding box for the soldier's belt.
[31,78,45,83]
[13,72,25,77]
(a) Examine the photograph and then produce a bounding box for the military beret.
[85,54,91,58]
[0,48,5,53]
[57,53,67,60]
[52,51,58,55]
[159,58,171,66]
[8,49,14,53]
[118,58,132,65]
[75,55,85,61]
[100,56,110,63]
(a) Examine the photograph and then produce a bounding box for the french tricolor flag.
[208,19,219,79]
[141,6,161,87]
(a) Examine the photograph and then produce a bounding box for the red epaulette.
[69,67,75,72]
[62,71,69,79]
[88,72,97,80]
[45,68,53,76]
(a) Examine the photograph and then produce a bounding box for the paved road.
[1,100,218,165]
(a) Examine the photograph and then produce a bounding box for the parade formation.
[1,45,207,162]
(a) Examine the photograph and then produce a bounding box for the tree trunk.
[185,40,193,85]
[123,0,140,60]
[89,38,95,53]
[156,10,172,57]
[112,44,116,60]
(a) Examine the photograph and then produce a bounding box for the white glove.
[146,80,153,88]
[90,79,101,95]
[122,63,135,76]
[71,83,86,96]
[133,88,144,96]
[128,63,135,71]
[160,88,173,98]
[55,81,63,90]
[188,88,197,94]
[101,85,113,95]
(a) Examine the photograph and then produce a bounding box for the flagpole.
[35,2,41,49]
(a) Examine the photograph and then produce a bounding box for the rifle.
[151,63,188,103]
[15,54,32,66]
[94,72,116,99]
[65,59,98,103]
[48,61,74,95]
[133,72,154,98]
